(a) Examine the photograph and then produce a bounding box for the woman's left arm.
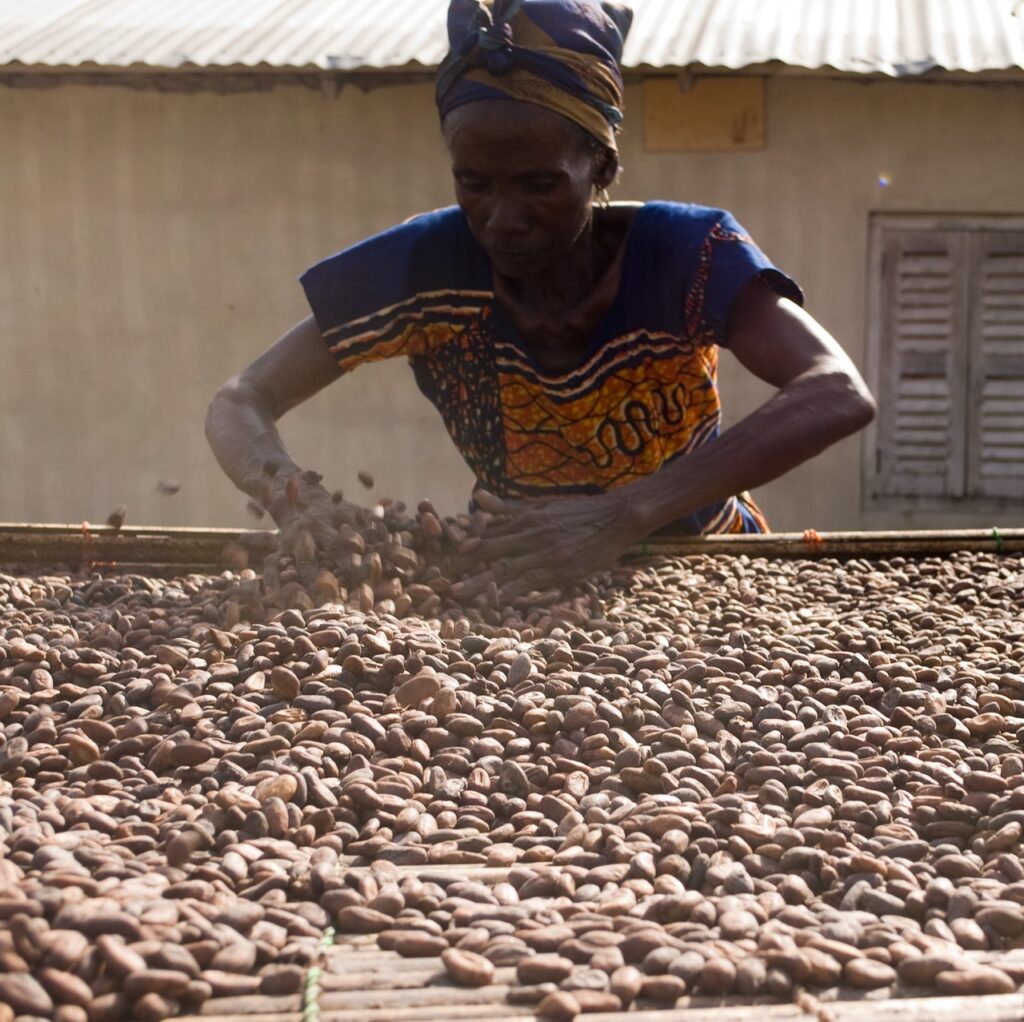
[622,276,876,534]
[455,278,875,598]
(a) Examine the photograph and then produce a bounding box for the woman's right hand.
[206,315,353,588]
[260,467,366,588]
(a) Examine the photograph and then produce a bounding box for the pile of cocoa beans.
[231,496,585,630]
[3,549,1024,1021]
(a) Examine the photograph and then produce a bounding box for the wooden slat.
[582,992,1024,1021]
[329,934,384,948]
[178,1016,302,1022]
[318,1009,531,1022]
[820,993,1024,1021]
[195,995,301,1016]
[585,1007,806,1022]
[638,529,1024,559]
[4,523,1024,572]
[313,992,1024,1022]
[320,967,447,989]
[979,379,1024,396]
[333,863,537,882]
[320,964,517,991]
[0,521,277,570]
[176,990,1024,1022]
[318,984,515,1010]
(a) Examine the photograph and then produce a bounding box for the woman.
[206,0,875,598]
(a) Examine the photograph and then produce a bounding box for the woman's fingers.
[285,527,319,590]
[452,528,552,577]
[262,550,282,590]
[473,520,526,541]
[476,511,554,541]
[448,569,496,602]
[498,566,559,601]
[475,488,563,516]
[450,520,543,574]
[296,561,319,590]
[271,508,347,591]
[492,548,557,579]
[451,549,559,602]
[471,529,545,564]
[473,489,513,515]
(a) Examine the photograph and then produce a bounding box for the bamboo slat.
[328,933,381,948]
[320,964,516,991]
[318,1008,533,1022]
[195,994,301,1016]
[170,987,1024,1022]
[637,527,1024,560]
[334,863,547,883]
[821,992,1024,1020]
[172,991,302,1019]
[3,522,1024,572]
[176,988,1024,1022]
[313,991,1024,1022]
[0,522,277,570]
[584,991,1024,1021]
[318,984,515,1011]
[318,966,446,990]
[177,1015,301,1022]
[588,1006,807,1022]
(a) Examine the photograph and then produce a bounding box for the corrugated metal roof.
[2,0,1023,76]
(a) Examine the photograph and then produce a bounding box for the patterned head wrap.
[436,0,633,151]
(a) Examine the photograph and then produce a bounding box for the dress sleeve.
[685,209,803,349]
[299,208,484,373]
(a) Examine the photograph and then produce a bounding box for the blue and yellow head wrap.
[436,0,633,151]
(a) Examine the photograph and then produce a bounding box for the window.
[865,215,1024,509]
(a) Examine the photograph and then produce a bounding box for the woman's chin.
[490,251,550,280]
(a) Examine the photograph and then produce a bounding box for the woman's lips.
[490,249,538,264]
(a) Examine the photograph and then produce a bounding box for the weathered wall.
[1,75,1022,530]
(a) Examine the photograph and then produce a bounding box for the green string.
[303,859,347,1022]
[302,966,322,1022]
[302,915,338,1022]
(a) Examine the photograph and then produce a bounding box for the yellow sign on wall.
[643,76,765,152]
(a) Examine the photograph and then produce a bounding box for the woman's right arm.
[205,315,344,525]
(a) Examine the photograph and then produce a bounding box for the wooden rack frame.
[174,862,1024,1022]
[1,523,1023,572]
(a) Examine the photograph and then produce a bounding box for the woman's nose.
[486,196,529,237]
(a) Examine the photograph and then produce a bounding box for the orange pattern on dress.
[498,338,720,491]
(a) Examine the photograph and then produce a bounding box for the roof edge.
[3,60,1023,83]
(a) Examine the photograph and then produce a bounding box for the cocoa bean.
[441,948,494,987]
[537,990,580,1020]
[518,955,574,984]
[935,967,1016,995]
[843,958,896,989]
[0,973,53,1015]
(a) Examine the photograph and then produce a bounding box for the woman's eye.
[524,179,557,194]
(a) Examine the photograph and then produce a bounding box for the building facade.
[1,1,1022,531]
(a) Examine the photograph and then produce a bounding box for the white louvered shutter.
[967,231,1024,499]
[877,230,969,498]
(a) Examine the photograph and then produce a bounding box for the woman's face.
[443,100,614,280]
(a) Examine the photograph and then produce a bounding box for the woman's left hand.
[450,489,646,601]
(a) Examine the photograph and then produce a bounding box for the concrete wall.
[1,74,1022,531]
